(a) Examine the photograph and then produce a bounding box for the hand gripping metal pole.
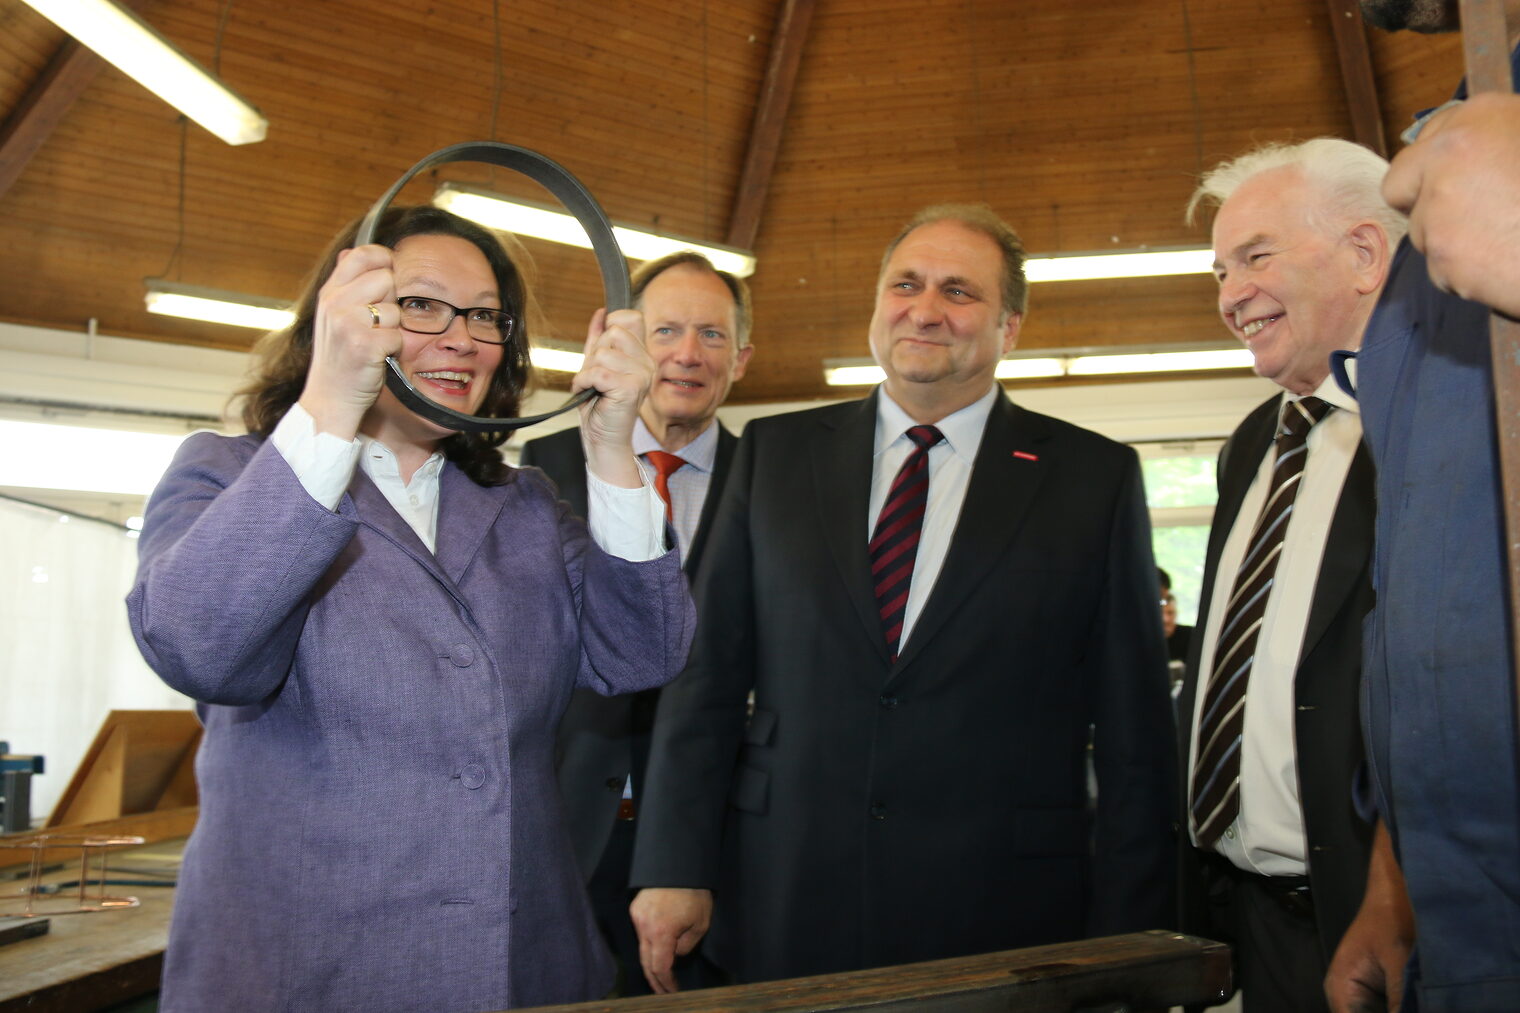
[354,142,631,433]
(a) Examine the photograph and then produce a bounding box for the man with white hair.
[1178,138,1405,1013]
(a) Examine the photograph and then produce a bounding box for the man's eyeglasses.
[398,296,516,345]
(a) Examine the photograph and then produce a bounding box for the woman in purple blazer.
[127,206,694,1011]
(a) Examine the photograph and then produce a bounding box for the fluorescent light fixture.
[1067,348,1255,376]
[530,344,585,374]
[822,363,887,387]
[996,357,1066,380]
[823,344,1252,386]
[1024,248,1213,283]
[0,419,188,496]
[823,356,1065,387]
[145,279,295,331]
[434,183,757,278]
[21,0,267,145]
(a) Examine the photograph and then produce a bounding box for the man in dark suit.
[628,204,1176,992]
[519,250,753,995]
[1177,138,1405,1012]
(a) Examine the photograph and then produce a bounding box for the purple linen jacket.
[127,433,694,1012]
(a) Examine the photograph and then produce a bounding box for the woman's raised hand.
[299,245,402,440]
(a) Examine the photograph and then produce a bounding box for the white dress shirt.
[631,416,720,561]
[271,404,665,561]
[1188,374,1363,876]
[869,384,998,650]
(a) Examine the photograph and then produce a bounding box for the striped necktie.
[1191,396,1333,848]
[869,425,944,660]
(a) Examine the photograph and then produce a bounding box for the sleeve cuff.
[269,403,363,510]
[586,461,667,562]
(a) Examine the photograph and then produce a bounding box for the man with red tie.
[518,250,753,995]
[628,204,1175,992]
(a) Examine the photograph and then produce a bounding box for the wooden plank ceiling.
[0,0,1461,406]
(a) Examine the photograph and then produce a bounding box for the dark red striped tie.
[869,425,944,660]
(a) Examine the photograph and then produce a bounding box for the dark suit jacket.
[630,390,1177,983]
[1176,394,1374,961]
[520,423,739,879]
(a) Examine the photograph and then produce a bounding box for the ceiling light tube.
[144,279,295,331]
[822,363,887,387]
[1066,348,1255,375]
[823,356,1067,387]
[823,345,1252,386]
[434,184,757,278]
[530,344,585,374]
[1024,248,1213,283]
[995,357,1066,380]
[21,0,267,145]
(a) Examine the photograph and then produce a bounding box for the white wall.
[0,497,193,823]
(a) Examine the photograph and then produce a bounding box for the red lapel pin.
[1012,450,1039,461]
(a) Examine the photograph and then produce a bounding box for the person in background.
[519,250,752,994]
[1158,566,1193,664]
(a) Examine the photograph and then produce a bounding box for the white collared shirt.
[271,403,665,560]
[869,384,998,650]
[1188,373,1363,876]
[631,416,721,562]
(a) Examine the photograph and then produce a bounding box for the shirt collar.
[1291,371,1360,416]
[631,416,719,474]
[355,434,446,484]
[875,383,999,461]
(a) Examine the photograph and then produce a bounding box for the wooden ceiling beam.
[1324,0,1389,156]
[726,0,817,251]
[0,37,104,203]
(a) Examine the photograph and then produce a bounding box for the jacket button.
[869,801,887,820]
[879,695,899,709]
[460,764,486,789]
[605,777,624,790]
[450,645,474,668]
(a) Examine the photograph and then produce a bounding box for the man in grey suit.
[519,250,753,995]
[1177,138,1406,1013]
[629,204,1176,992]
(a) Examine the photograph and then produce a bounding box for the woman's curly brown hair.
[238,206,538,486]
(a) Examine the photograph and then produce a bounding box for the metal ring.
[365,303,382,328]
[354,141,631,433]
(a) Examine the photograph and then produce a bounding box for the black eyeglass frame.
[397,295,518,346]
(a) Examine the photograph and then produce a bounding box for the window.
[1137,441,1222,627]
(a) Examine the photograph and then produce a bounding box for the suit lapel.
[1177,396,1281,785]
[434,464,512,586]
[685,425,737,576]
[343,467,435,569]
[893,393,1050,672]
[812,394,890,665]
[1298,441,1374,665]
[1179,397,1278,731]
[340,461,506,605]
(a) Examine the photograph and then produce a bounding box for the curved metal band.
[355,141,630,433]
